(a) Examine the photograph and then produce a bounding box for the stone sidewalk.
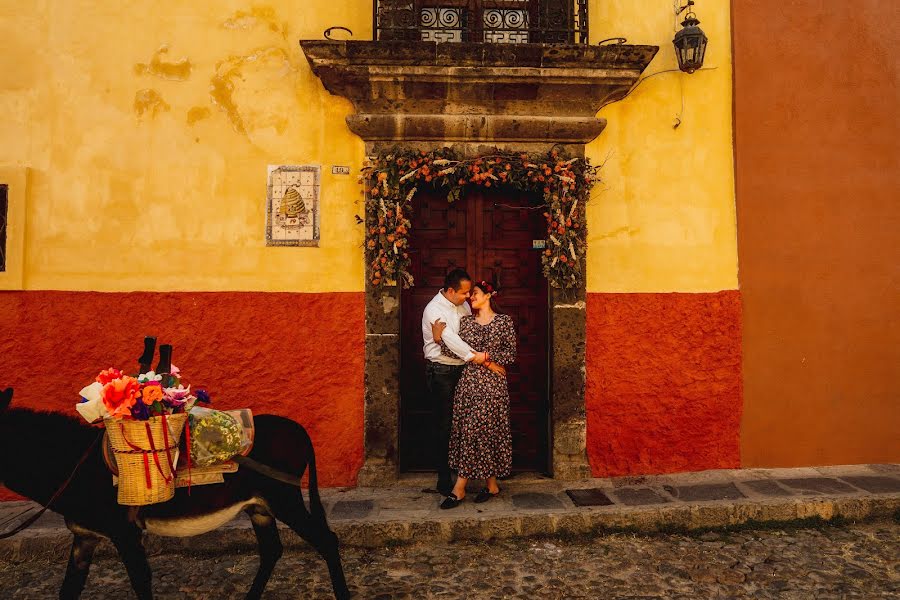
[1,464,898,559]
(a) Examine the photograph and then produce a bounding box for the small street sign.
[331,166,351,175]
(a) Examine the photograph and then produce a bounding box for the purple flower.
[163,396,188,409]
[195,389,211,404]
[131,401,150,420]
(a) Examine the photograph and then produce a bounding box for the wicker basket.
[104,413,188,506]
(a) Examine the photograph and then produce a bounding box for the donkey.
[0,388,351,599]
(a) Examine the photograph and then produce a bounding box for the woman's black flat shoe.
[474,488,500,503]
[439,494,464,509]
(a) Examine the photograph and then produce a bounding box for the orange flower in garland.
[362,146,596,291]
[101,376,142,419]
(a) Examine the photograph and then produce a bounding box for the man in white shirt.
[422,268,486,495]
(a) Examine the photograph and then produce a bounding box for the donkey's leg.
[59,532,100,599]
[110,527,153,600]
[245,505,283,600]
[269,493,350,600]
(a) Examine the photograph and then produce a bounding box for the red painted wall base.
[586,291,743,477]
[0,291,365,500]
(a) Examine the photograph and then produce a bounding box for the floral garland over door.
[360,147,597,290]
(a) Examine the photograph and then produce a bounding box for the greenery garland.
[360,147,597,289]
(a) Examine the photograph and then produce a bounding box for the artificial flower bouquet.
[76,366,209,505]
[76,366,208,424]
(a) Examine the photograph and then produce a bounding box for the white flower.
[78,382,104,403]
[76,398,109,423]
[405,187,417,202]
[437,168,454,176]
[76,382,108,423]
[432,159,451,166]
[568,199,578,218]
[569,242,577,259]
[137,371,163,383]
[400,169,418,182]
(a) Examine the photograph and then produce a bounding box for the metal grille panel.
[375,1,588,44]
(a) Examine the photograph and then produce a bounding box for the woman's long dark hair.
[473,280,504,315]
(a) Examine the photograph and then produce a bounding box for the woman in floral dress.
[432,280,517,509]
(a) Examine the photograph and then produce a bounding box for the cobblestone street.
[0,523,896,599]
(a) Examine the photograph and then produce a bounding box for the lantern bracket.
[675,0,696,17]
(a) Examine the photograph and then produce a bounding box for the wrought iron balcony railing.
[374,0,588,44]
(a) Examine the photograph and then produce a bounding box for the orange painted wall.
[586,292,743,477]
[0,291,365,499]
[733,1,900,466]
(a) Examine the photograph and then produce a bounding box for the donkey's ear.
[0,388,13,412]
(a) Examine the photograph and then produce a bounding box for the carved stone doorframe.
[300,40,658,484]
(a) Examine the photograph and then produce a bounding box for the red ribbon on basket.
[159,413,178,483]
[119,423,153,490]
[183,415,192,495]
[145,419,173,485]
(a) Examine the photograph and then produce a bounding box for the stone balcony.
[300,40,658,147]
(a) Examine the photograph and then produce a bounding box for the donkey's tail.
[306,436,326,521]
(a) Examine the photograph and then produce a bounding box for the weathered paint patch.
[133,45,193,81]
[585,291,743,477]
[209,47,293,136]
[133,89,170,118]
[186,106,212,125]
[221,5,288,39]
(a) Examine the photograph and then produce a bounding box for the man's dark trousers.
[425,361,464,495]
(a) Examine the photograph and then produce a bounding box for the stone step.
[1,463,897,560]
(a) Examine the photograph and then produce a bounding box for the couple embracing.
[421,268,517,510]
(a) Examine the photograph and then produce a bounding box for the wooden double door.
[399,189,549,473]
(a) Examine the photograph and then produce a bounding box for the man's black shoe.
[439,493,464,510]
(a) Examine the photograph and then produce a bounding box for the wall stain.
[209,65,246,135]
[595,226,641,241]
[133,89,170,118]
[187,106,212,125]
[209,47,292,136]
[221,5,288,39]
[134,45,193,81]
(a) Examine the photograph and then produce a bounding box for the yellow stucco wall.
[587,1,738,293]
[1,1,737,294]
[1,1,367,292]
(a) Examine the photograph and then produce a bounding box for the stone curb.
[2,493,897,562]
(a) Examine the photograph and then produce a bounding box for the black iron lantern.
[673,2,708,74]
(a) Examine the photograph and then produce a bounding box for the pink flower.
[163,385,192,408]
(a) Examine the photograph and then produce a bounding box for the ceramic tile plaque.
[266,165,320,246]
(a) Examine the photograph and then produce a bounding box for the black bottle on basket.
[138,336,157,375]
[156,344,172,373]
[156,344,173,387]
